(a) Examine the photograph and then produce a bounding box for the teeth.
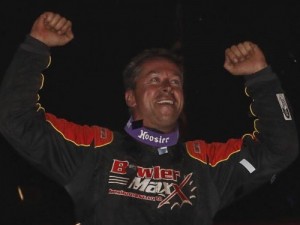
[157,100,174,104]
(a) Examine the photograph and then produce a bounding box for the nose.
[161,80,172,93]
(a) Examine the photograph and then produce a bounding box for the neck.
[132,116,177,134]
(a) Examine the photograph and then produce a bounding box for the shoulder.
[45,113,114,147]
[185,138,243,166]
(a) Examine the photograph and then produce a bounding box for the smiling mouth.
[157,100,174,105]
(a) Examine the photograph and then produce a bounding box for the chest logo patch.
[108,159,196,209]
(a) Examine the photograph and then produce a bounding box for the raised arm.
[221,41,298,206]
[0,12,84,185]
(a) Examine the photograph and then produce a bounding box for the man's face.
[125,58,184,133]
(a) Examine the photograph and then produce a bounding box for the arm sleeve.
[244,66,298,170]
[211,66,298,208]
[0,36,94,185]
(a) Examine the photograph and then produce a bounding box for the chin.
[159,117,178,127]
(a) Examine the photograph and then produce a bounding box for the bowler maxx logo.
[108,159,197,209]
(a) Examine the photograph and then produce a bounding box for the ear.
[125,89,136,107]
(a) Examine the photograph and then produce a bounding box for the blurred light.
[17,185,24,201]
[288,52,299,64]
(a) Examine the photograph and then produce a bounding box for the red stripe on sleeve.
[186,138,243,167]
[45,113,113,147]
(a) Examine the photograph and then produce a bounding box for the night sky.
[0,0,300,224]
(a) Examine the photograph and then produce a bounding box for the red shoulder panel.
[186,138,243,167]
[45,113,113,147]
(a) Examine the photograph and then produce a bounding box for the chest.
[96,141,216,210]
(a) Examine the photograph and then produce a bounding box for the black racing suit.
[0,36,298,225]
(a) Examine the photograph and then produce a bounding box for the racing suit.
[0,36,298,225]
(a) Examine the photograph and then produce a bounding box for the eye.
[149,76,160,83]
[170,79,182,87]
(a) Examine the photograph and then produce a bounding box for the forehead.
[138,58,182,77]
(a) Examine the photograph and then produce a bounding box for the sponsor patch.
[276,93,292,120]
[109,159,196,209]
[239,159,256,173]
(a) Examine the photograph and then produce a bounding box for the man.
[0,11,298,225]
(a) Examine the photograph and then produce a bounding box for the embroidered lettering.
[138,130,170,144]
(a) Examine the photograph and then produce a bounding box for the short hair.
[123,48,184,90]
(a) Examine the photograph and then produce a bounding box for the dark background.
[0,0,300,224]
